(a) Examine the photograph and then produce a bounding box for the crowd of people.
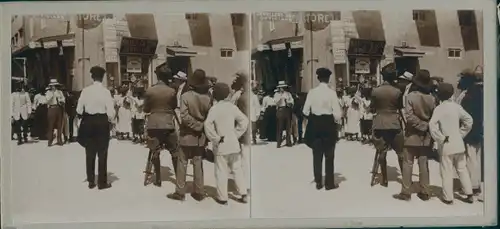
[251,64,484,205]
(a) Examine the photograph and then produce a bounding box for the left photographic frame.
[7,12,252,224]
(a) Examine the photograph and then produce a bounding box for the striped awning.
[394,47,426,57]
[166,46,200,57]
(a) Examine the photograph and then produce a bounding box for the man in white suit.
[11,83,32,145]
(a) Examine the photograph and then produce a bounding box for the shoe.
[98,183,112,190]
[214,198,228,205]
[237,195,248,204]
[393,193,411,201]
[88,182,96,189]
[325,183,339,190]
[464,195,474,204]
[417,193,431,201]
[440,198,453,205]
[153,181,162,187]
[191,193,206,201]
[167,192,186,201]
[315,182,323,190]
[473,188,481,195]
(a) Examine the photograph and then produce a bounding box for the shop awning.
[394,47,426,57]
[166,46,200,57]
[11,33,75,56]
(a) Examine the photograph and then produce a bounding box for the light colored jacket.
[11,92,32,121]
[250,92,261,122]
[429,100,473,155]
[204,100,249,155]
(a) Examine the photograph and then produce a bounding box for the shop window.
[185,13,198,21]
[447,48,462,59]
[231,13,245,27]
[332,11,341,21]
[412,10,426,21]
[458,10,475,26]
[220,48,234,58]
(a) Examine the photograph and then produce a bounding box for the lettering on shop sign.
[348,38,386,57]
[120,37,158,56]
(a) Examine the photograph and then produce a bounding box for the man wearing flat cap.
[303,67,342,190]
[142,64,180,187]
[76,66,114,190]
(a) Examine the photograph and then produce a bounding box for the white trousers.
[466,143,482,189]
[215,153,247,201]
[440,152,473,201]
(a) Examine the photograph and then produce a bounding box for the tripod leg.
[370,150,380,186]
[144,137,159,186]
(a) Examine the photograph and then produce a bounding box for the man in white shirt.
[76,66,115,190]
[250,89,261,144]
[302,68,342,190]
[45,79,65,146]
[429,83,474,204]
[11,83,32,145]
[204,82,249,205]
[274,81,294,148]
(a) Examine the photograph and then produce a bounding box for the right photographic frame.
[249,10,486,219]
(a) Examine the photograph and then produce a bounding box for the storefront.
[165,45,202,76]
[252,36,304,93]
[346,38,386,87]
[119,37,158,88]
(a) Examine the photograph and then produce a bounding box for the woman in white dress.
[345,87,361,141]
[116,87,133,140]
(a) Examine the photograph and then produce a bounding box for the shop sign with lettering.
[348,38,386,57]
[120,37,158,56]
[355,57,370,74]
[127,56,142,73]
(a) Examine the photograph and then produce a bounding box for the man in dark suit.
[370,63,404,188]
[143,64,180,187]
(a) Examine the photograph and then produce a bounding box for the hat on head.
[48,79,60,86]
[187,69,209,88]
[413,69,433,89]
[155,63,172,77]
[212,82,231,101]
[398,71,414,81]
[436,82,455,101]
[316,67,332,78]
[276,81,288,88]
[174,71,187,81]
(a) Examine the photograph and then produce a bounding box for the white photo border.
[1,0,497,228]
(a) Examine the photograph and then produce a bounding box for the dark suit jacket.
[143,81,177,130]
[371,82,403,130]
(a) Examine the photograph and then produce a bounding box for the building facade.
[252,10,483,92]
[11,13,250,91]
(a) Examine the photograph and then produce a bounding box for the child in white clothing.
[204,82,249,205]
[429,83,474,205]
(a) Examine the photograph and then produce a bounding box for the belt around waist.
[82,113,107,117]
[48,105,60,108]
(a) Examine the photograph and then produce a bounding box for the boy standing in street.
[429,83,474,204]
[204,82,249,205]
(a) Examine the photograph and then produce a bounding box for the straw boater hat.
[174,71,187,81]
[276,81,288,88]
[398,71,414,81]
[48,79,60,86]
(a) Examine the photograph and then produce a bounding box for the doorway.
[167,56,192,76]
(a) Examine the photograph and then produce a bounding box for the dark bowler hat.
[212,82,231,101]
[316,67,332,78]
[188,69,209,87]
[155,63,172,76]
[90,66,106,76]
[436,82,455,101]
[380,63,397,82]
[413,69,433,89]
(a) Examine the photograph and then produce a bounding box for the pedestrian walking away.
[76,66,115,190]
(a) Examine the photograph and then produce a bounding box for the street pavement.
[250,139,484,219]
[9,139,249,224]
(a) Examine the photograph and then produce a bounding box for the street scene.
[10,13,251,224]
[250,10,485,218]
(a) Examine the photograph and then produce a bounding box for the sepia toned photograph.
[249,10,486,219]
[9,12,251,224]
